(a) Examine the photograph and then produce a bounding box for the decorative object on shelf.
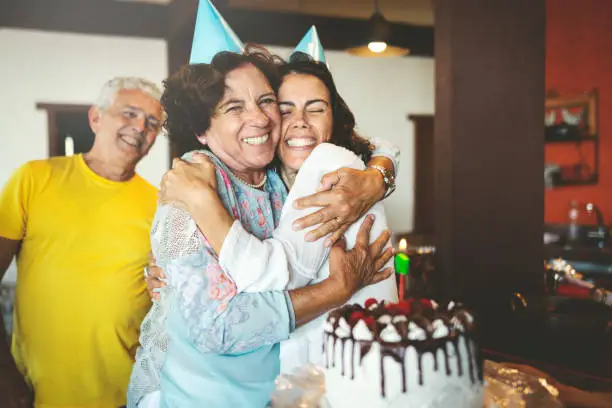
[544,89,599,187]
[545,89,597,141]
[545,258,611,307]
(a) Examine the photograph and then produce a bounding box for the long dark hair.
[161,46,283,153]
[278,52,373,164]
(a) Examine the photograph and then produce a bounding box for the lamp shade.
[346,10,409,57]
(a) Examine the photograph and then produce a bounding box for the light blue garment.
[130,150,291,408]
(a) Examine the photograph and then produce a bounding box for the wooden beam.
[3,0,433,57]
[433,0,546,306]
[1,0,168,38]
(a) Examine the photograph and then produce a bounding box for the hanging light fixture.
[346,0,410,57]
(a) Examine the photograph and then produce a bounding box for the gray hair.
[94,76,163,111]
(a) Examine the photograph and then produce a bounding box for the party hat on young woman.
[292,25,327,63]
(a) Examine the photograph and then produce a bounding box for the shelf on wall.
[545,134,598,143]
[553,174,599,187]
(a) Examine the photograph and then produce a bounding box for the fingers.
[324,226,349,248]
[146,276,165,301]
[190,152,210,163]
[370,267,394,285]
[304,219,334,242]
[147,251,155,265]
[369,229,391,258]
[147,277,164,290]
[318,170,341,192]
[149,265,165,279]
[172,158,184,169]
[293,207,333,231]
[333,236,347,251]
[304,217,348,244]
[293,190,335,210]
[374,247,394,271]
[355,214,375,249]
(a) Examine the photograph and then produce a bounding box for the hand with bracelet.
[292,154,396,247]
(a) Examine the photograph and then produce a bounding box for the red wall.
[545,0,612,223]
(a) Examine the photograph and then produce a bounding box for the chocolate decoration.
[324,299,483,398]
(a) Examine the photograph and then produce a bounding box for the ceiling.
[116,0,435,26]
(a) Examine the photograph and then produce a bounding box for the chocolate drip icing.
[417,349,424,385]
[475,340,484,381]
[359,343,372,365]
[379,345,408,395]
[380,351,386,398]
[351,340,356,379]
[331,336,337,368]
[324,333,331,369]
[442,341,451,375]
[340,338,348,376]
[465,337,475,383]
[456,337,464,376]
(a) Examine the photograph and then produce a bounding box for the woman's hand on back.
[145,252,166,302]
[327,214,394,301]
[159,152,217,213]
[291,167,385,247]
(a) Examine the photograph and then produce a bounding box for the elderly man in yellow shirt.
[0,77,163,408]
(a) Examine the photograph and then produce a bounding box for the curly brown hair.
[162,46,283,153]
[278,52,373,164]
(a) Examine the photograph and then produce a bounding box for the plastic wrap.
[483,360,563,408]
[269,360,564,408]
[270,365,326,408]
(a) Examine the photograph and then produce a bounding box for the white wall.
[267,46,435,234]
[0,29,169,283]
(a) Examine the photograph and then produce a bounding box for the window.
[37,104,94,157]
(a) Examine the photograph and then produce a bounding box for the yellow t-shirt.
[0,154,157,408]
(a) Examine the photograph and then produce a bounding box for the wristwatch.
[369,165,396,199]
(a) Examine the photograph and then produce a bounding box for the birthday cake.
[323,298,484,408]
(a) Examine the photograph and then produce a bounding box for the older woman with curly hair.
[155,51,400,374]
[127,49,397,408]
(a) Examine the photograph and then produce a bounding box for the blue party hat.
[190,0,244,64]
[292,26,326,63]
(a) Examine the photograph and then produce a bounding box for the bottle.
[567,200,580,246]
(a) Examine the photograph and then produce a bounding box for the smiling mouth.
[286,137,317,148]
[243,133,270,145]
[120,134,142,149]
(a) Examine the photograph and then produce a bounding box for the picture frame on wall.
[544,89,599,188]
[544,89,598,142]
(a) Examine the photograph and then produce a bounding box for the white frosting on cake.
[335,317,351,338]
[406,322,428,341]
[380,324,402,343]
[432,319,450,339]
[392,315,408,323]
[377,314,392,325]
[353,320,374,341]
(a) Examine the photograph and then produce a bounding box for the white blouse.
[218,143,398,373]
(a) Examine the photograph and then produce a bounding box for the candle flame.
[398,238,407,251]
